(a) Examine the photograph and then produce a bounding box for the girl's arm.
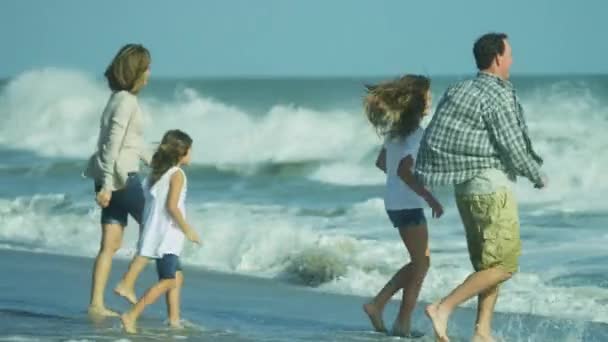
[397,155,443,218]
[166,170,200,243]
[375,148,386,173]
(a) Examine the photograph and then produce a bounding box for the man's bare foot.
[363,302,387,332]
[472,333,496,342]
[88,305,119,318]
[121,313,137,334]
[114,283,137,305]
[169,320,184,330]
[425,302,450,342]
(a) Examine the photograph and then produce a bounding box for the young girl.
[121,129,201,334]
[362,75,443,337]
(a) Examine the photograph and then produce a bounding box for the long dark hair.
[149,130,192,186]
[364,75,430,140]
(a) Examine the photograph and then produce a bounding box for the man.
[415,33,546,342]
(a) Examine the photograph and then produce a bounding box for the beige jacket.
[84,91,151,191]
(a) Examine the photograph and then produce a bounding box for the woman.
[84,44,152,317]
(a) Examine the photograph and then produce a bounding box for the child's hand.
[186,229,201,245]
[426,196,444,218]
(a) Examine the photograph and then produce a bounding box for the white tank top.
[384,127,425,210]
[138,166,187,258]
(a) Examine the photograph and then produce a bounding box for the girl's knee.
[162,278,178,289]
[408,259,429,283]
[412,256,430,272]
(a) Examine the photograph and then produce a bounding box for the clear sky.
[0,0,605,78]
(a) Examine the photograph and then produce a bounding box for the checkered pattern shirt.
[415,72,543,187]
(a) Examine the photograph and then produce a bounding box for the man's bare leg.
[472,285,500,342]
[426,267,511,342]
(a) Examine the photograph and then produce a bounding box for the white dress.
[138,166,187,258]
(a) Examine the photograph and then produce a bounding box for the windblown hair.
[104,44,151,94]
[364,74,430,140]
[149,130,192,187]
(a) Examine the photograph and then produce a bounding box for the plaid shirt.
[415,72,543,187]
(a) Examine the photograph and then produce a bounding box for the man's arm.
[484,100,544,187]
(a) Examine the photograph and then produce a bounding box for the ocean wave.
[2,194,608,323]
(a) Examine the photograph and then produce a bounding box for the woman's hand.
[96,189,112,208]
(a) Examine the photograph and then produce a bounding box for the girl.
[362,75,443,337]
[84,44,152,317]
[121,129,201,334]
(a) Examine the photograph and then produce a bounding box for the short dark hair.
[473,33,508,70]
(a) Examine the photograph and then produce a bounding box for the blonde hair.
[149,130,193,186]
[364,75,430,140]
[104,44,151,94]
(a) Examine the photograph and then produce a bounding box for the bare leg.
[121,279,177,334]
[364,263,411,332]
[472,286,500,342]
[364,223,429,334]
[393,224,430,337]
[114,255,149,304]
[426,267,511,342]
[167,271,184,328]
[89,223,123,317]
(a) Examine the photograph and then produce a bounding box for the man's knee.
[490,266,514,283]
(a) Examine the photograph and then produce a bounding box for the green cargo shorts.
[455,189,521,273]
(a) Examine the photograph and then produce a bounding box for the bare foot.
[425,302,450,342]
[363,302,387,333]
[88,305,119,318]
[391,327,408,337]
[169,320,184,330]
[391,318,410,337]
[120,313,137,334]
[114,283,137,305]
[472,333,496,342]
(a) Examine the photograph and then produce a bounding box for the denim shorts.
[94,173,145,227]
[386,208,426,229]
[156,254,183,279]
